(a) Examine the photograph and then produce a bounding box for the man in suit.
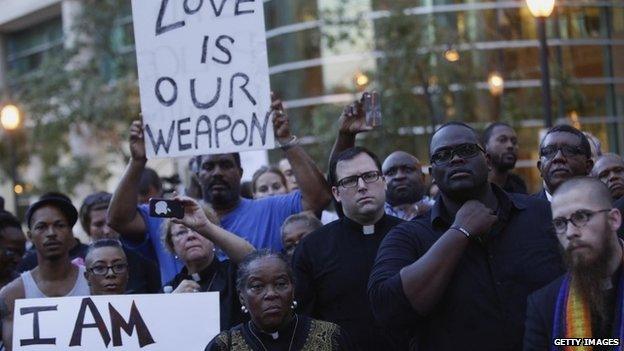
[533,125,593,202]
[524,177,624,350]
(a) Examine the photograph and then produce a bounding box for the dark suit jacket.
[615,197,624,238]
[523,275,565,351]
[530,189,549,203]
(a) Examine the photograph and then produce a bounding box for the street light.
[1,104,22,214]
[526,0,555,128]
[488,72,505,96]
[354,72,370,90]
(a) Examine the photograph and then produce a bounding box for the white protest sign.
[12,293,219,350]
[131,0,275,158]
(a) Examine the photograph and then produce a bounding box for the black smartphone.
[362,91,382,128]
[149,198,184,219]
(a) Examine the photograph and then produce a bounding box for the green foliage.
[7,0,137,195]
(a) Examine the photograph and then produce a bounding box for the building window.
[5,17,64,77]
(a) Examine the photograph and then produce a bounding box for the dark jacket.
[523,275,565,351]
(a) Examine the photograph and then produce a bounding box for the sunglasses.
[430,143,484,165]
[539,145,585,160]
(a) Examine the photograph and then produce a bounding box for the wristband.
[450,225,471,238]
[279,135,299,150]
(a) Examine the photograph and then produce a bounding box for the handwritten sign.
[131,0,274,158]
[12,293,219,350]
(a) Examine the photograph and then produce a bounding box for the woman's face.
[240,256,294,332]
[253,172,288,199]
[170,223,214,264]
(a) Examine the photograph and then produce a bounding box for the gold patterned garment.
[205,315,354,351]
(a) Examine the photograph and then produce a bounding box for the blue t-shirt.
[219,191,303,259]
[137,204,184,285]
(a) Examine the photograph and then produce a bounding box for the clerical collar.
[249,313,297,339]
[342,215,387,236]
[182,258,219,283]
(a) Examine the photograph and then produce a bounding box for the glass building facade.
[264,0,624,191]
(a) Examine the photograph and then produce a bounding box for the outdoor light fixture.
[526,0,556,128]
[355,72,370,88]
[526,0,555,18]
[488,72,505,96]
[444,49,460,62]
[1,104,21,131]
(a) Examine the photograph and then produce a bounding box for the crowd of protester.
[1,93,624,350]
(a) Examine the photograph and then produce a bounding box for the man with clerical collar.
[482,122,528,194]
[382,151,434,220]
[293,146,404,350]
[524,177,624,350]
[534,125,594,202]
[368,122,564,351]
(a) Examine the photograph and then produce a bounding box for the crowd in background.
[1,93,624,350]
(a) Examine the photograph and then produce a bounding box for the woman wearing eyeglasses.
[84,239,129,295]
[162,196,255,331]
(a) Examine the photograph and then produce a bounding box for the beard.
[564,239,615,334]
[386,184,424,206]
[491,153,516,172]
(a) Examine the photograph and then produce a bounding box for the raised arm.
[107,120,148,241]
[327,95,373,167]
[272,95,331,213]
[173,196,254,264]
[398,201,496,315]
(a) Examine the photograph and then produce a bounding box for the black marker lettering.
[69,298,111,347]
[145,121,176,155]
[156,0,185,36]
[231,119,248,146]
[184,0,203,14]
[195,115,213,149]
[19,305,57,346]
[177,117,192,151]
[109,302,156,347]
[235,0,255,15]
[213,35,235,64]
[229,73,256,108]
[155,77,178,107]
[214,115,232,148]
[191,77,222,109]
[249,112,270,146]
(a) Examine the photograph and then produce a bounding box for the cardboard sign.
[12,293,219,350]
[131,0,274,158]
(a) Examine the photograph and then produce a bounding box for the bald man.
[382,151,433,220]
[592,153,624,201]
[524,177,624,350]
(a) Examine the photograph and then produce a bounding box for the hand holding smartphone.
[149,198,185,219]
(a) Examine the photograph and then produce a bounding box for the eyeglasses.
[336,171,382,188]
[540,145,585,160]
[430,143,484,165]
[88,263,128,276]
[552,209,611,234]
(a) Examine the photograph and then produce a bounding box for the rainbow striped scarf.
[551,267,624,351]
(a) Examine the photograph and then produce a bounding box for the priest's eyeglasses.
[337,171,382,188]
[552,209,611,234]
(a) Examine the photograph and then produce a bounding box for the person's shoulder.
[510,192,550,211]
[308,317,341,336]
[615,196,624,210]
[298,222,336,247]
[206,324,245,350]
[385,214,405,226]
[0,277,25,318]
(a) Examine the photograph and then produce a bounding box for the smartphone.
[149,198,184,219]
[363,91,382,128]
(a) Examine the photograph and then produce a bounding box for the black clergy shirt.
[293,214,404,351]
[368,185,564,351]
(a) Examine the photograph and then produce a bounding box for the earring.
[241,305,248,314]
[291,300,298,310]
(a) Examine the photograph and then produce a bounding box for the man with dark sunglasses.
[524,177,623,350]
[293,147,405,350]
[369,122,563,351]
[534,125,594,202]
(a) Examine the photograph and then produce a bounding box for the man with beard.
[382,151,434,220]
[591,153,624,201]
[294,147,405,350]
[0,193,90,351]
[524,177,624,350]
[482,122,527,194]
[534,125,594,202]
[368,122,563,351]
[108,97,330,282]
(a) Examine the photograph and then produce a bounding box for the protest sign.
[12,292,219,350]
[131,0,274,158]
